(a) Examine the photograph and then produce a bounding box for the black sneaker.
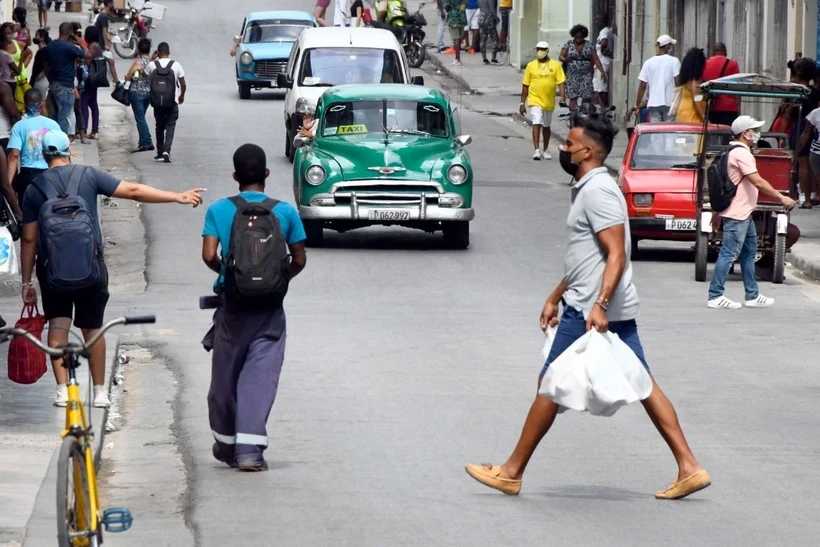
[212,443,238,468]
[482,58,489,65]
[236,454,268,472]
[490,59,503,65]
[153,153,163,162]
[162,152,171,163]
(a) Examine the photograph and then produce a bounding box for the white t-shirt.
[596,27,613,61]
[334,0,351,26]
[144,58,186,101]
[805,107,820,154]
[637,54,681,108]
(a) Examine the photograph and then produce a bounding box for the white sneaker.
[745,295,775,308]
[93,386,111,408]
[54,385,68,407]
[541,150,552,160]
[532,149,541,160]
[707,296,742,309]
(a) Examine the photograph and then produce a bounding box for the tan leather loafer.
[655,469,711,500]
[465,463,522,495]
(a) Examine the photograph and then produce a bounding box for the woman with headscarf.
[559,24,607,108]
[674,47,707,123]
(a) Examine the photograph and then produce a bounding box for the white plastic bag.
[0,226,18,275]
[539,330,652,417]
[541,325,557,362]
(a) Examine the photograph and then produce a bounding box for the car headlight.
[305,165,326,186]
[296,98,313,114]
[447,164,468,185]
[240,52,253,66]
[632,193,653,207]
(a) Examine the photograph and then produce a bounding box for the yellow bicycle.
[1,314,155,547]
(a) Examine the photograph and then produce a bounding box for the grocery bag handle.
[21,302,39,318]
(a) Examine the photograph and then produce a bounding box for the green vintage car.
[292,84,474,248]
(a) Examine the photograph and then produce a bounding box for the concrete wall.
[509,0,540,68]
[509,0,591,69]
[1,0,13,22]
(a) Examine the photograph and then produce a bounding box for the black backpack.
[33,165,105,291]
[223,196,291,309]
[150,60,176,107]
[707,144,746,212]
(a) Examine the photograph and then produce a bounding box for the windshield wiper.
[390,128,430,137]
[669,162,698,169]
[303,82,335,87]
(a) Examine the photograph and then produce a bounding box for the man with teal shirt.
[7,88,60,206]
[201,143,306,472]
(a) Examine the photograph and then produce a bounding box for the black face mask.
[559,148,579,178]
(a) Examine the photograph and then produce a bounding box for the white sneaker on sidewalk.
[93,386,111,408]
[745,295,775,308]
[54,385,68,407]
[707,296,741,309]
[541,149,552,160]
[532,149,541,160]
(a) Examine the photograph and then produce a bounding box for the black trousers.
[154,103,179,154]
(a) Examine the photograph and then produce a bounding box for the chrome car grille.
[254,60,288,79]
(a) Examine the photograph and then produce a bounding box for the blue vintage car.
[235,11,316,99]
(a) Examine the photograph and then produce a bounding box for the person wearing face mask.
[558,24,606,109]
[465,114,711,501]
[7,88,60,206]
[519,41,566,160]
[707,116,796,309]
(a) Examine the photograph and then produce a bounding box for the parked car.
[617,122,731,255]
[277,27,424,162]
[291,84,474,248]
[234,11,316,99]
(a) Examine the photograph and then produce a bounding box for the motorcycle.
[385,0,407,27]
[402,2,427,69]
[110,2,165,59]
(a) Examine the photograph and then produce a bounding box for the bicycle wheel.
[57,436,94,547]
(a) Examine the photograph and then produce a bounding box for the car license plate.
[368,209,411,221]
[665,218,696,231]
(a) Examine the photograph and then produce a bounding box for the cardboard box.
[114,0,126,9]
[65,1,83,12]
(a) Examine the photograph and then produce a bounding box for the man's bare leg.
[531,124,541,151]
[641,376,703,481]
[498,395,559,480]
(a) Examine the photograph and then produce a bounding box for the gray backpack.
[33,165,104,291]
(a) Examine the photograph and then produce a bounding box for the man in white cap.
[519,41,566,160]
[707,115,796,309]
[631,34,680,122]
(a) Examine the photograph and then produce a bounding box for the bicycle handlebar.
[0,315,155,357]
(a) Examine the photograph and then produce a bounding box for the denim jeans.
[437,11,446,49]
[648,105,670,122]
[129,90,153,148]
[49,82,75,134]
[708,216,759,301]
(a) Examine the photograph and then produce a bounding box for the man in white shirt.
[144,42,187,164]
[631,34,680,122]
[594,13,614,108]
[334,0,351,27]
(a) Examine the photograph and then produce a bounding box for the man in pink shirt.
[707,116,796,309]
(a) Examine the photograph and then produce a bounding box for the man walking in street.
[707,116,795,309]
[20,130,203,407]
[465,114,711,500]
[631,35,680,122]
[45,22,86,133]
[95,0,116,55]
[144,42,186,164]
[702,42,740,126]
[201,144,306,471]
[594,12,614,108]
[478,0,500,65]
[519,41,565,160]
[7,89,60,206]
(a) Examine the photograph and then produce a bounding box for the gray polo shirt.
[563,167,640,321]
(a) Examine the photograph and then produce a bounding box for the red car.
[617,122,731,253]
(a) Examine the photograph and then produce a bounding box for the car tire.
[442,221,470,249]
[238,83,251,100]
[695,231,708,282]
[772,232,786,284]
[303,219,324,247]
[285,128,292,160]
[631,237,640,260]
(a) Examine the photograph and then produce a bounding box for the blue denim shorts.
[539,306,650,378]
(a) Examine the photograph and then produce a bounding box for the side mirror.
[277,73,293,89]
[293,135,309,149]
[455,135,472,147]
[411,75,424,86]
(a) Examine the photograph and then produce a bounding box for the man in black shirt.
[95,0,116,54]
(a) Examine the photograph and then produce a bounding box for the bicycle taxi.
[694,73,809,284]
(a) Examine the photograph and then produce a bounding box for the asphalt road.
[97,0,820,545]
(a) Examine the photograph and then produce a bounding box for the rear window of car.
[299,48,405,86]
[631,132,735,169]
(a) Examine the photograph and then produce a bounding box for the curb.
[424,48,483,96]
[788,249,820,281]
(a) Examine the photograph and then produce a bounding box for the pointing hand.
[178,188,206,207]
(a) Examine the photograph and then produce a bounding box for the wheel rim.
[64,445,93,546]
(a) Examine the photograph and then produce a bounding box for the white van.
[277,27,424,161]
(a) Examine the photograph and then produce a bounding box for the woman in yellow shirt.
[675,48,707,124]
